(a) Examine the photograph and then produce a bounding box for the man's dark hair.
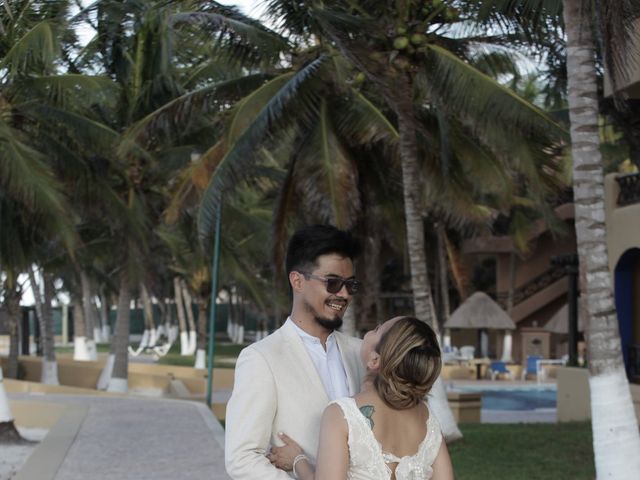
[285,225,361,275]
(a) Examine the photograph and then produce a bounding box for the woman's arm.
[314,404,349,480]
[268,403,349,480]
[431,441,454,480]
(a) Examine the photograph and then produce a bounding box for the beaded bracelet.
[292,453,309,479]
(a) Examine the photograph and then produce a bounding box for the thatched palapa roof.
[444,291,516,330]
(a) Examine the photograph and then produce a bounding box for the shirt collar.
[287,316,336,345]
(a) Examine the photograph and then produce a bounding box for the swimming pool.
[459,386,557,411]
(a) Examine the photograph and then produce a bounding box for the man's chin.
[315,316,343,331]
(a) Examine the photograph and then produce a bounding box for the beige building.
[461,198,577,363]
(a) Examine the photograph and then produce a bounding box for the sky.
[218,0,267,19]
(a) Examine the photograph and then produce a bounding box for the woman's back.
[332,391,442,480]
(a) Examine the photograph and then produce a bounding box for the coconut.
[393,36,409,50]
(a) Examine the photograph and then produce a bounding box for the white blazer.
[225,320,364,479]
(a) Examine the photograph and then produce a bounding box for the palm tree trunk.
[108,273,131,393]
[5,284,21,380]
[96,292,115,391]
[27,267,44,355]
[72,301,91,361]
[437,224,453,350]
[341,304,357,337]
[393,85,462,442]
[173,277,189,355]
[396,106,437,327]
[140,283,156,347]
[563,1,640,477]
[361,224,384,326]
[0,367,26,444]
[194,297,208,369]
[181,279,197,354]
[501,252,517,362]
[98,290,111,342]
[40,273,58,385]
[80,270,97,360]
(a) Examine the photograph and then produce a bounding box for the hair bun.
[372,317,442,410]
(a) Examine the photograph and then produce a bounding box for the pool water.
[461,387,556,411]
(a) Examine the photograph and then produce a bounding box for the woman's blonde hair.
[372,317,442,409]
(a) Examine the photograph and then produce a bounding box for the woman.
[268,316,454,480]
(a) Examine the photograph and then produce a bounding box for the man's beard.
[315,315,343,331]
[303,300,344,331]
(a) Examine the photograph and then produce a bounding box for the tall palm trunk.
[360,217,384,327]
[194,297,208,369]
[108,273,131,393]
[80,270,97,360]
[28,267,44,354]
[395,96,436,326]
[341,304,357,337]
[96,294,115,391]
[5,284,21,380]
[0,367,25,443]
[173,277,189,355]
[140,283,156,347]
[501,252,517,362]
[436,224,454,350]
[181,279,197,354]
[563,1,640,477]
[40,273,58,384]
[393,85,462,442]
[98,290,111,342]
[72,301,91,361]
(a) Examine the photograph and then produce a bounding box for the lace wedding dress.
[332,397,443,480]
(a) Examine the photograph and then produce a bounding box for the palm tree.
[562,0,640,477]
[61,0,290,390]
[0,1,80,440]
[193,0,568,441]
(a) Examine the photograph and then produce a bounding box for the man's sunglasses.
[299,272,362,295]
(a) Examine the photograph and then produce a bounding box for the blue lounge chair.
[489,361,512,380]
[521,355,543,380]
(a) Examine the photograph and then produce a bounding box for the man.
[225,225,365,479]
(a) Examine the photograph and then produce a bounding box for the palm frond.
[170,11,289,67]
[600,0,640,96]
[1,20,60,76]
[294,100,360,229]
[197,55,331,243]
[0,120,67,215]
[119,73,275,155]
[424,43,568,142]
[16,74,118,110]
[225,73,295,146]
[271,154,301,274]
[165,140,226,224]
[26,105,119,154]
[334,89,398,146]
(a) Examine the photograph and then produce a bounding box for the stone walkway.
[10,394,230,480]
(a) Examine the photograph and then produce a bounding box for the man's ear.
[289,271,303,292]
[367,352,381,371]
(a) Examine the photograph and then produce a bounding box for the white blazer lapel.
[335,332,363,396]
[281,321,329,404]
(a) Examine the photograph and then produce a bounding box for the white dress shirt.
[287,317,350,401]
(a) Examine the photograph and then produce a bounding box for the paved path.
[10,393,230,480]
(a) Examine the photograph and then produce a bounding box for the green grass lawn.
[55,343,112,354]
[449,422,594,480]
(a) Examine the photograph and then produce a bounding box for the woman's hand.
[268,432,304,471]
